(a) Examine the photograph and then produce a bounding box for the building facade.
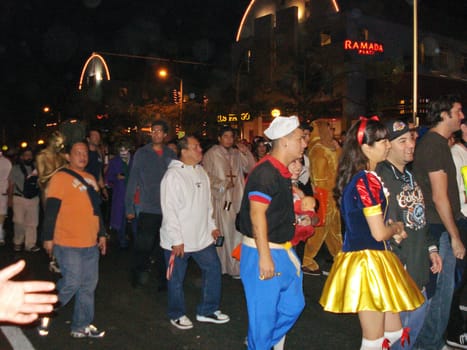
[233,0,467,134]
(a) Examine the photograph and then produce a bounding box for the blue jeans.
[391,290,428,350]
[414,232,456,350]
[54,244,99,332]
[164,244,222,320]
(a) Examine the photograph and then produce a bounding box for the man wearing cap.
[376,120,442,349]
[237,116,306,350]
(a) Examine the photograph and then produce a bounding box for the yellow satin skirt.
[319,249,425,313]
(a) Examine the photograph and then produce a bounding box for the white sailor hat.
[264,116,299,140]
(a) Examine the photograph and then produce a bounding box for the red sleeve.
[356,172,382,208]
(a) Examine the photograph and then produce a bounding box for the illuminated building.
[233,0,467,134]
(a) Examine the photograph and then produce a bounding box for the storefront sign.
[217,112,251,123]
[344,40,384,55]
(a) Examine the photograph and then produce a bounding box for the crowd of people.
[0,94,466,350]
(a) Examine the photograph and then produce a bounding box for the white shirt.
[160,160,217,252]
[0,155,12,215]
[298,154,310,185]
[451,143,467,216]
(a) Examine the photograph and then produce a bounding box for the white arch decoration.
[235,0,340,42]
[78,52,111,90]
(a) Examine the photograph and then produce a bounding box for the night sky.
[0,0,249,131]
[1,0,466,142]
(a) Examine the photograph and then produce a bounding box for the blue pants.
[240,244,305,350]
[164,244,222,319]
[54,244,99,332]
[414,232,456,350]
[391,290,428,350]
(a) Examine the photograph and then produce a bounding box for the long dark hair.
[333,119,388,206]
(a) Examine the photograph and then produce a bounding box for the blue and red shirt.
[237,155,295,243]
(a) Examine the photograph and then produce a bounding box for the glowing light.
[43,106,50,113]
[95,72,103,81]
[158,69,168,78]
[236,0,256,42]
[298,7,303,20]
[344,40,384,55]
[20,142,28,148]
[271,109,281,117]
[78,53,111,90]
[1,145,8,152]
[37,139,45,145]
[331,0,340,12]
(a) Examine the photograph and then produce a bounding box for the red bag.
[231,243,242,261]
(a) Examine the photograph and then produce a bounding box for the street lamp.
[406,0,418,126]
[271,108,281,118]
[412,0,418,126]
[42,105,61,124]
[158,68,184,130]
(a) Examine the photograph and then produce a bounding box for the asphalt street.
[0,232,363,350]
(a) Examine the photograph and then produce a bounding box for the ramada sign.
[344,40,384,55]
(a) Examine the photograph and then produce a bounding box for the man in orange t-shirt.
[42,141,106,338]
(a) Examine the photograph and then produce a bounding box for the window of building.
[462,55,467,74]
[320,31,332,46]
[360,28,369,41]
[438,47,448,67]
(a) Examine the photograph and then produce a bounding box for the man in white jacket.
[160,135,230,330]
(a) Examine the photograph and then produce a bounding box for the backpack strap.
[59,168,106,236]
[59,168,102,217]
[15,163,30,196]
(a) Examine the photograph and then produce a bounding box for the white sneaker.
[170,315,193,330]
[49,259,61,274]
[70,324,105,338]
[196,310,230,324]
[446,333,467,349]
[37,317,50,336]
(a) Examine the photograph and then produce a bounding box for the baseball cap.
[385,120,410,141]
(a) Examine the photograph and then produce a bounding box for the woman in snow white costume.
[319,118,424,350]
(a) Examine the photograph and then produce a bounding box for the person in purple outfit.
[105,139,133,249]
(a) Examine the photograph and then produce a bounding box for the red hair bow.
[357,115,379,145]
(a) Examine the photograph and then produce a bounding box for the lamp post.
[412,0,418,126]
[406,0,418,126]
[158,69,184,130]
